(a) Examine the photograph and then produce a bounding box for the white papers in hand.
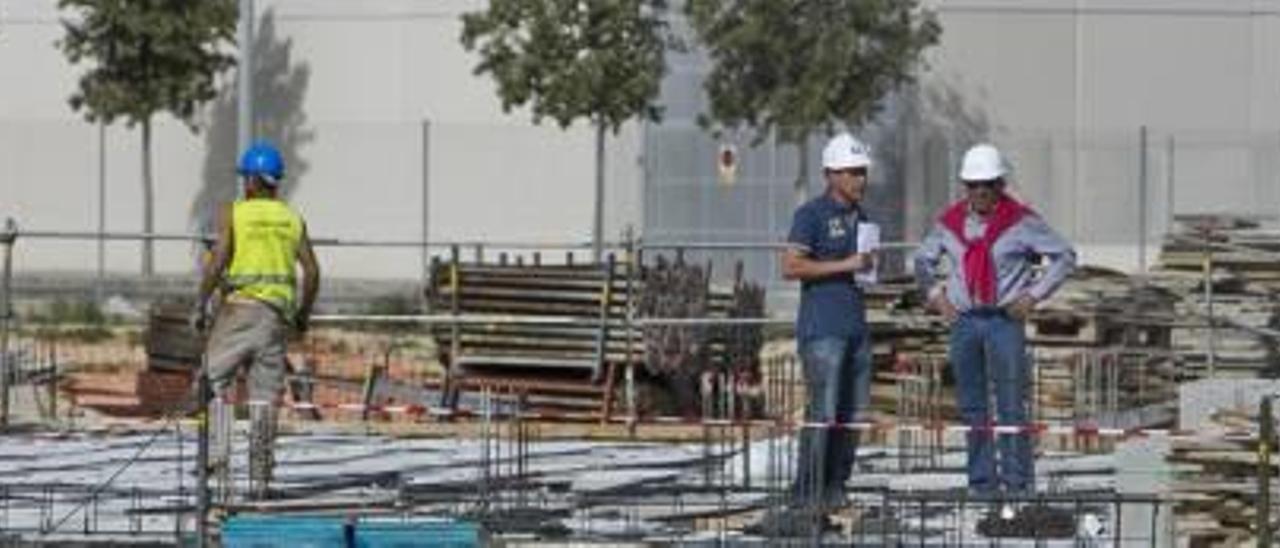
[856,222,880,286]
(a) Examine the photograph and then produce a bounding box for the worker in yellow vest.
[193,141,320,500]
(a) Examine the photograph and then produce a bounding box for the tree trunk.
[142,118,155,277]
[794,137,810,206]
[592,121,606,263]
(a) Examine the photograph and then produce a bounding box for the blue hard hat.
[237,141,284,184]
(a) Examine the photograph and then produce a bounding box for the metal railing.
[0,223,1275,545]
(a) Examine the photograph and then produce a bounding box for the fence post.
[1138,125,1148,273]
[1260,396,1274,547]
[196,368,211,548]
[0,219,17,429]
[623,226,638,427]
[421,119,431,303]
[1166,135,1176,238]
[1204,238,1216,377]
[443,244,461,409]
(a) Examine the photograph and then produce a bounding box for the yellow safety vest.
[226,199,303,316]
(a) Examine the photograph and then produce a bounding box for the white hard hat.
[822,133,872,170]
[959,143,1007,181]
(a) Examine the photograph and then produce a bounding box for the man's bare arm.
[781,247,869,281]
[295,222,320,330]
[197,204,234,308]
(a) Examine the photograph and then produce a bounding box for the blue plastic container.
[221,516,349,548]
[219,515,481,548]
[355,518,481,548]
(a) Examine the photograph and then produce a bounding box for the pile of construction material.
[425,256,630,413]
[823,277,950,424]
[1153,214,1280,379]
[85,300,318,418]
[74,299,203,414]
[1168,406,1278,546]
[1029,267,1178,427]
[861,267,1179,430]
[636,256,765,416]
[865,277,949,357]
[144,299,202,372]
[425,253,766,417]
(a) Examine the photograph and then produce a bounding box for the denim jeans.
[949,309,1034,493]
[792,333,872,507]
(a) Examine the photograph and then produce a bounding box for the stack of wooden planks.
[1169,407,1278,546]
[1154,214,1280,380]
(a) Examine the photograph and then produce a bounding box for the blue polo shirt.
[787,194,867,341]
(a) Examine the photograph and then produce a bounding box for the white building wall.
[0,0,644,279]
[2,0,1280,280]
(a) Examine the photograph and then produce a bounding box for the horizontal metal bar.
[11,228,926,253]
[18,230,209,244]
[9,230,620,250]
[312,313,792,327]
[313,312,1269,331]
[636,241,917,251]
[310,238,616,250]
[888,490,1167,504]
[937,4,1280,18]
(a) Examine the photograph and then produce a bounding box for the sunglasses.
[963,179,1002,190]
[830,167,868,177]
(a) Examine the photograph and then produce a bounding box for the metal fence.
[0,230,1273,546]
[0,415,1187,547]
[643,124,1280,293]
[6,116,1280,285]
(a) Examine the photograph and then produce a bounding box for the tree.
[461,0,671,260]
[193,9,313,237]
[59,0,237,276]
[685,0,941,204]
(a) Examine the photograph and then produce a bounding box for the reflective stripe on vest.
[226,199,303,315]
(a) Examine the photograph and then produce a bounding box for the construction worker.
[913,144,1076,501]
[754,132,876,534]
[192,140,320,500]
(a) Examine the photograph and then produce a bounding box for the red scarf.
[939,195,1031,305]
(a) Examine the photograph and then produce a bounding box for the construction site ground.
[0,423,1132,545]
[0,335,1146,546]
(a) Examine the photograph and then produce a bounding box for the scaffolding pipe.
[9,227,927,254]
[0,220,15,428]
[1261,396,1274,548]
[195,368,210,548]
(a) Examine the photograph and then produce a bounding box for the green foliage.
[34,298,106,326]
[685,0,941,143]
[26,298,114,342]
[460,0,672,132]
[357,293,420,334]
[58,0,237,128]
[59,0,237,274]
[366,293,419,317]
[34,325,114,344]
